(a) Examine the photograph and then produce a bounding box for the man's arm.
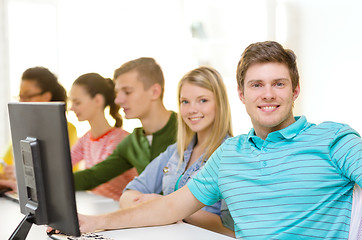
[78,185,204,233]
[119,190,235,237]
[184,210,235,238]
[330,125,362,185]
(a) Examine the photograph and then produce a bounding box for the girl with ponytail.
[70,73,138,200]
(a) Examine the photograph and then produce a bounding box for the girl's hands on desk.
[4,165,16,181]
[0,160,15,180]
[132,193,163,205]
[0,164,17,192]
[0,179,17,192]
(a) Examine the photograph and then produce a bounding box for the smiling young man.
[77,42,362,239]
[73,57,177,191]
[239,61,299,139]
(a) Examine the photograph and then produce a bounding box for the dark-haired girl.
[70,73,137,200]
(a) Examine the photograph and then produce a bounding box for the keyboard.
[49,232,114,240]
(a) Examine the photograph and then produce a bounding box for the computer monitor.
[7,102,80,239]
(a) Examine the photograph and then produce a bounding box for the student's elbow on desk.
[119,189,142,208]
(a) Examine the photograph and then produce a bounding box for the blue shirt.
[188,116,362,239]
[125,136,223,215]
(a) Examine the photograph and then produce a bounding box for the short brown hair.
[113,57,165,99]
[236,41,299,92]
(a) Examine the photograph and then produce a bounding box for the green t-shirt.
[74,111,177,190]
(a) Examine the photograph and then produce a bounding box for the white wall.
[0,0,10,152]
[1,0,362,155]
[278,0,362,133]
[55,0,196,135]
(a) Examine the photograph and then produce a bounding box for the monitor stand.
[8,213,34,240]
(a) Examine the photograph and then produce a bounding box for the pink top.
[71,128,138,200]
[71,128,129,167]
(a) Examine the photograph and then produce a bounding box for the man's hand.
[78,213,104,233]
[48,214,103,234]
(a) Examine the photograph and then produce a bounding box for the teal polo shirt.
[188,116,362,239]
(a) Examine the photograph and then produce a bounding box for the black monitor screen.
[8,102,80,239]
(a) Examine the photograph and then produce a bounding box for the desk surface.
[0,192,234,240]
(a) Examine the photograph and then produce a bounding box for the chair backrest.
[349,184,362,240]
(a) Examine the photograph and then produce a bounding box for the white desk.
[0,192,234,240]
[100,222,234,240]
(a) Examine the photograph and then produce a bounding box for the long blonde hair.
[177,66,233,164]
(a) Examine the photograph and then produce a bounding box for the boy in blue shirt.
[78,41,362,239]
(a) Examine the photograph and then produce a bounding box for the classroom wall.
[1,0,361,155]
[0,0,10,152]
[285,0,362,135]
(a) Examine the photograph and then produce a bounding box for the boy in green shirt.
[74,57,177,191]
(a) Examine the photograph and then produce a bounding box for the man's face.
[238,62,300,138]
[114,70,154,120]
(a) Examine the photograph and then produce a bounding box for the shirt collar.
[247,116,307,144]
[277,116,306,139]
